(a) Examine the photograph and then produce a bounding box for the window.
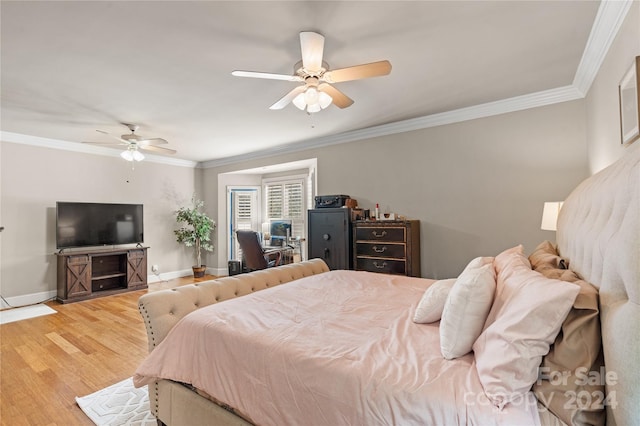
[263,177,306,241]
[227,187,259,260]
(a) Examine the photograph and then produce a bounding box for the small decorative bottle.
[375,203,380,220]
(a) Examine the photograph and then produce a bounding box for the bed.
[134,142,638,426]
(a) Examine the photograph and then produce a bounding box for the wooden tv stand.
[56,247,148,303]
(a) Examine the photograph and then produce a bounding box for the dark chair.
[236,230,282,271]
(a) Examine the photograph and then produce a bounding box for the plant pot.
[192,265,206,278]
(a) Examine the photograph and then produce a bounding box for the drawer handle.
[371,231,387,238]
[372,246,387,253]
[373,261,387,269]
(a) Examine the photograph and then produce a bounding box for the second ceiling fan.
[83,123,176,162]
[232,31,392,113]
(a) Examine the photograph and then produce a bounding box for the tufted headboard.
[556,142,639,425]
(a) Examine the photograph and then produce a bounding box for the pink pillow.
[473,246,580,409]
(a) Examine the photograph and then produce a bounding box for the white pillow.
[440,256,495,360]
[413,279,456,323]
[473,246,580,410]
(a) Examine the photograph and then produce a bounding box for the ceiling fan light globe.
[121,150,134,161]
[304,87,319,105]
[306,103,321,113]
[292,93,306,110]
[132,150,145,162]
[319,91,333,109]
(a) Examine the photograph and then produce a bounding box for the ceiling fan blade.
[231,70,302,82]
[322,60,392,83]
[82,141,127,146]
[318,83,354,109]
[96,129,129,144]
[270,86,306,110]
[138,137,169,146]
[139,145,176,155]
[300,31,325,73]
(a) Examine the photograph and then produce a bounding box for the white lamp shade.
[291,87,333,113]
[121,148,144,162]
[541,201,563,231]
[292,92,306,110]
[120,150,134,161]
[304,87,319,105]
[318,91,333,108]
[306,102,321,113]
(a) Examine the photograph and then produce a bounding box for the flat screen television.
[56,202,144,249]
[269,219,291,247]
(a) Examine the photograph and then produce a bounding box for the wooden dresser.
[353,220,420,277]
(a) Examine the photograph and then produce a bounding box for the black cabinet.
[308,208,352,270]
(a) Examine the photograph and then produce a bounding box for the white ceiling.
[0,1,619,165]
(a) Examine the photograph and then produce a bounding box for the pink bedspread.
[134,270,542,425]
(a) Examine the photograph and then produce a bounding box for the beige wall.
[587,1,640,172]
[0,141,197,304]
[203,100,589,279]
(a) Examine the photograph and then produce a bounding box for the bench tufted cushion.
[138,259,330,352]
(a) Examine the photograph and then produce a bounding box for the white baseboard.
[2,268,228,308]
[147,269,194,283]
[1,290,57,309]
[209,267,228,276]
[147,267,228,283]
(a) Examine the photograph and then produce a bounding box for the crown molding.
[572,0,633,95]
[199,85,583,169]
[0,131,198,168]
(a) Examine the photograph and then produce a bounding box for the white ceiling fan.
[83,123,176,162]
[232,31,392,113]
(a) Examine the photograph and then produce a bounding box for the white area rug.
[0,304,57,325]
[76,377,156,426]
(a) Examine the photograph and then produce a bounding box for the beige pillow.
[532,265,605,426]
[439,257,495,359]
[529,240,569,274]
[413,279,456,324]
[473,246,580,409]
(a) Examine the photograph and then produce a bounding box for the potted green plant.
[174,197,216,278]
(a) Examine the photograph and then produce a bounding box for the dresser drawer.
[355,226,405,242]
[353,220,420,277]
[356,258,406,275]
[355,242,405,259]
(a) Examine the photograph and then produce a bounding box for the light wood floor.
[0,275,217,426]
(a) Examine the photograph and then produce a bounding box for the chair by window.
[236,230,282,271]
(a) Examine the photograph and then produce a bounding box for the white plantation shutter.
[235,192,255,231]
[264,178,306,240]
[266,184,284,218]
[284,182,304,238]
[228,188,259,260]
